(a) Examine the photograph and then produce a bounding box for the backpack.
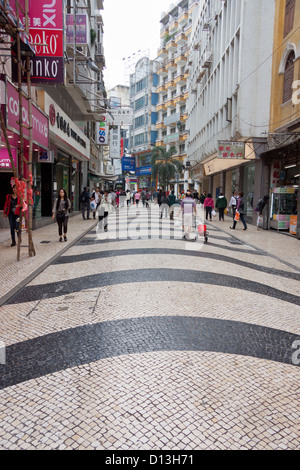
[255,198,263,212]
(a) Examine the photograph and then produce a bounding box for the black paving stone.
[0,316,299,390]
[5,268,300,306]
[53,248,300,281]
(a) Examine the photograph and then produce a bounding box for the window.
[284,0,295,37]
[283,51,295,103]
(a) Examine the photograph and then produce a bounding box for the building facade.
[187,0,276,224]
[156,0,197,194]
[261,0,300,237]
[128,57,159,190]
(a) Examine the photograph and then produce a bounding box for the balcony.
[164,112,180,126]
[180,132,188,141]
[174,94,186,104]
[184,90,189,100]
[188,2,198,15]
[157,46,168,58]
[178,11,188,26]
[160,27,169,38]
[174,53,187,66]
[156,139,166,147]
[175,31,187,46]
[165,79,176,91]
[166,39,177,53]
[157,84,167,94]
[164,132,180,144]
[165,99,176,110]
[157,65,167,77]
[156,121,166,129]
[166,59,176,72]
[185,23,192,36]
[181,112,188,121]
[203,50,213,68]
[169,19,178,34]
[156,102,167,111]
[174,74,187,85]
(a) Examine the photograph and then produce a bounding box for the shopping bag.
[257,215,263,228]
[234,211,240,222]
[212,210,216,217]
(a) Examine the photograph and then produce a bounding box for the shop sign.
[290,215,298,235]
[136,166,152,175]
[38,150,54,163]
[217,141,245,159]
[107,107,133,126]
[11,0,64,84]
[97,115,108,145]
[109,126,120,159]
[7,80,49,149]
[66,14,88,45]
[0,148,17,169]
[122,157,135,172]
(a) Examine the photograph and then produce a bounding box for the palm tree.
[151,145,182,190]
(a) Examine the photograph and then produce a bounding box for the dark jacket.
[168,193,177,206]
[237,197,245,214]
[216,195,227,209]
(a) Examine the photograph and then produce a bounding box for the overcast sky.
[102,0,174,90]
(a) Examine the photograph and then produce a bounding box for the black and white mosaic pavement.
[0,205,300,450]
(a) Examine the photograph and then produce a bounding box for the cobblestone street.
[0,204,299,450]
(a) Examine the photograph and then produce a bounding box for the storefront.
[43,93,90,222]
[0,77,49,228]
[261,138,300,237]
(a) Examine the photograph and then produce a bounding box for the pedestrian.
[126,189,131,206]
[52,189,71,242]
[160,191,168,218]
[177,189,197,239]
[3,184,21,246]
[230,191,247,230]
[94,187,101,208]
[216,192,227,221]
[203,193,214,221]
[255,195,269,216]
[146,190,151,208]
[229,190,238,221]
[153,189,158,204]
[90,194,97,219]
[97,189,112,232]
[141,188,147,207]
[115,190,120,208]
[80,187,90,220]
[167,189,177,220]
[135,190,141,206]
[199,191,207,204]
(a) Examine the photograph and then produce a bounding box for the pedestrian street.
[0,204,299,450]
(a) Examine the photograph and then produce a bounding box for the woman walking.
[230,191,247,230]
[203,193,214,221]
[3,184,21,246]
[52,189,71,242]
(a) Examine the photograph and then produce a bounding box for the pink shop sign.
[7,81,49,149]
[0,148,17,169]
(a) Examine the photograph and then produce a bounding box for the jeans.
[205,207,212,220]
[219,207,225,220]
[8,211,19,243]
[232,212,247,230]
[98,211,109,230]
[56,215,68,236]
[82,202,90,219]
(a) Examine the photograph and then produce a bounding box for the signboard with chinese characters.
[66,14,88,45]
[0,148,17,169]
[107,107,133,126]
[109,125,121,159]
[217,141,245,159]
[11,0,64,84]
[122,157,135,172]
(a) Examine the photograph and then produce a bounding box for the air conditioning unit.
[193,41,201,50]
[196,68,206,82]
[203,19,211,31]
[203,50,212,68]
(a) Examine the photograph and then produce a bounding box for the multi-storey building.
[187,0,275,225]
[260,0,300,237]
[156,0,196,194]
[0,0,106,229]
[128,56,159,190]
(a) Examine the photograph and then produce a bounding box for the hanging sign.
[97,115,109,145]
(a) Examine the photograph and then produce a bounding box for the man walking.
[80,187,90,220]
[177,190,197,239]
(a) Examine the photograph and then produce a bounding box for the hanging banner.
[109,125,120,159]
[97,115,109,145]
[217,141,245,159]
[11,0,64,84]
[122,157,135,172]
[66,14,88,45]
